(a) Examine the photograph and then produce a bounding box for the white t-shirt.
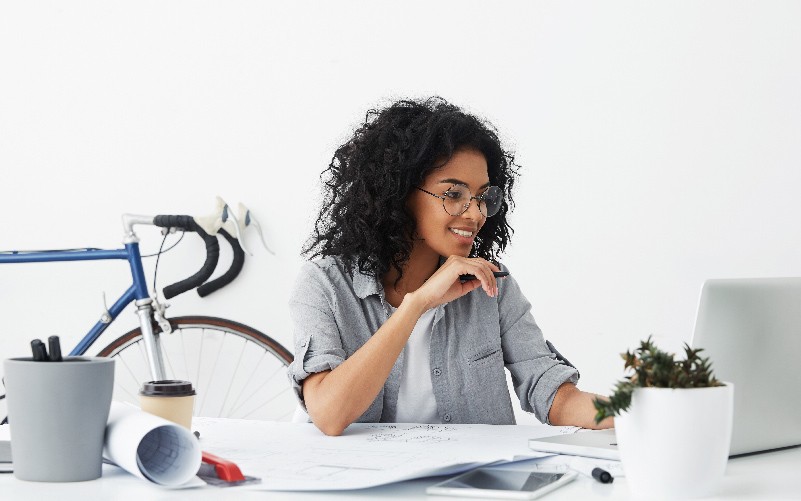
[392,306,440,423]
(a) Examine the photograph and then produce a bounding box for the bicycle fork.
[134,299,167,381]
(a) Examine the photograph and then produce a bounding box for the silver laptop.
[529,277,801,459]
[692,277,801,455]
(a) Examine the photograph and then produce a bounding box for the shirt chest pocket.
[467,342,503,367]
[463,342,507,406]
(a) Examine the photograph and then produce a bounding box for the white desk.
[1,444,799,500]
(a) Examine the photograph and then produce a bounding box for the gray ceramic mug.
[3,356,114,482]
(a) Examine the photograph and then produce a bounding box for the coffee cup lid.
[140,380,196,397]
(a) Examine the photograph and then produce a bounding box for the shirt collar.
[352,261,446,326]
[352,266,382,299]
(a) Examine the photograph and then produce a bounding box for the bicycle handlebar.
[197,228,245,297]
[153,215,220,300]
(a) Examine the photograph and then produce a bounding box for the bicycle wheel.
[96,316,297,421]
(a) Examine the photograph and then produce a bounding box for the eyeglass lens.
[443,185,502,217]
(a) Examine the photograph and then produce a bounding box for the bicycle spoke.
[195,328,204,403]
[240,385,293,420]
[136,338,148,371]
[116,350,142,389]
[181,329,189,382]
[114,354,144,403]
[228,364,286,417]
[228,350,268,415]
[100,317,294,421]
[198,331,226,416]
[161,335,177,381]
[219,340,248,418]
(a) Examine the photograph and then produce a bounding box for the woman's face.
[407,147,490,260]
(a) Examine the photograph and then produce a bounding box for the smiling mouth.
[450,228,474,238]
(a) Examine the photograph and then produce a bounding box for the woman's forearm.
[302,293,428,435]
[548,382,614,429]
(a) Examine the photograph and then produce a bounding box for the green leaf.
[594,336,724,424]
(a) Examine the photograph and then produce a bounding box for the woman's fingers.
[446,256,499,297]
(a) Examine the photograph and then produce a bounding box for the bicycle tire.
[96,316,297,421]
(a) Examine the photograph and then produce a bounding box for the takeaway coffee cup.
[3,356,115,482]
[139,380,196,429]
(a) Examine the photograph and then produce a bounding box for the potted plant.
[594,337,733,499]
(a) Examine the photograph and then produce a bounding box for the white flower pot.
[615,383,734,499]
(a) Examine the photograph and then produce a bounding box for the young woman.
[289,97,612,436]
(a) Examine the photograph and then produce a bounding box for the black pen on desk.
[30,339,48,361]
[569,458,614,484]
[48,336,62,362]
[459,271,510,282]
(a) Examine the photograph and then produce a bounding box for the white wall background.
[1,1,800,424]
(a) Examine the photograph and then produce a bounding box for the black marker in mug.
[48,336,63,362]
[30,339,48,362]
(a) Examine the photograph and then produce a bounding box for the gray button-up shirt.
[288,256,579,425]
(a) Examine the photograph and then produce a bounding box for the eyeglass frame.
[415,184,502,217]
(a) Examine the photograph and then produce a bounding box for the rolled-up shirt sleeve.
[498,267,579,424]
[287,262,346,410]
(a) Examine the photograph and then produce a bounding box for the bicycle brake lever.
[193,196,255,255]
[238,203,275,255]
[194,196,226,236]
[221,203,253,256]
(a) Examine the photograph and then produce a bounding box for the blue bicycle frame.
[0,231,166,379]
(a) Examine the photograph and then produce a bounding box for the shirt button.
[443,414,452,422]
[432,368,442,377]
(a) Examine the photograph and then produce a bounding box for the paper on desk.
[193,419,566,491]
[104,402,203,487]
[0,427,11,474]
[508,454,625,477]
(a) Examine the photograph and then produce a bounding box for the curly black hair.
[303,96,519,281]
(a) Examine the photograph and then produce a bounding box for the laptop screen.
[691,277,801,455]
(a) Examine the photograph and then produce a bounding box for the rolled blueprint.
[104,402,202,487]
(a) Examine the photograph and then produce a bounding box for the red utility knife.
[201,451,246,482]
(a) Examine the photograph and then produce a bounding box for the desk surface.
[1,444,799,500]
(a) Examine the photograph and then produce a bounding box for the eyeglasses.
[416,184,503,217]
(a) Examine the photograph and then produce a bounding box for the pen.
[569,458,614,484]
[31,339,48,361]
[48,336,63,362]
[459,271,510,282]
